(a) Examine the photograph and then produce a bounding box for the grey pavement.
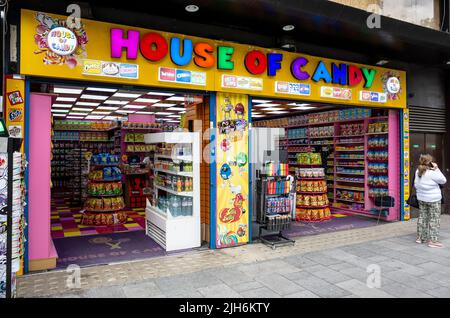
[41,226,450,298]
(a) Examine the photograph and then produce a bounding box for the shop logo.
[386,77,400,94]
[7,91,23,106]
[102,62,120,76]
[191,71,206,85]
[275,81,289,93]
[47,27,78,56]
[8,109,23,122]
[176,69,191,83]
[289,83,310,95]
[222,75,237,88]
[370,92,379,102]
[119,64,139,78]
[159,67,176,81]
[83,59,102,75]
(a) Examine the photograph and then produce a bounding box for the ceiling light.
[292,106,317,110]
[91,111,111,115]
[262,107,282,111]
[166,96,185,101]
[116,110,135,114]
[97,106,120,110]
[85,115,105,120]
[72,107,94,112]
[254,103,281,107]
[168,115,181,118]
[51,109,69,113]
[52,114,66,117]
[104,116,122,120]
[103,100,129,105]
[252,112,260,115]
[281,43,296,50]
[80,94,109,100]
[112,92,142,98]
[135,111,155,115]
[155,112,172,115]
[76,101,100,106]
[54,87,83,94]
[376,60,389,66]
[66,116,85,119]
[160,118,173,121]
[252,99,273,103]
[85,87,118,93]
[147,91,175,96]
[152,103,177,107]
[69,112,90,116]
[288,103,310,107]
[56,97,77,102]
[252,114,266,118]
[185,4,199,12]
[123,105,147,109]
[282,25,295,31]
[179,111,186,114]
[52,104,73,108]
[268,111,288,114]
[134,98,161,103]
[167,107,185,111]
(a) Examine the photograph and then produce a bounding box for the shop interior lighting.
[97,106,120,110]
[116,110,136,114]
[51,109,70,113]
[76,101,100,106]
[135,111,155,114]
[268,111,288,114]
[54,87,83,94]
[185,4,199,12]
[123,105,147,109]
[252,114,266,118]
[52,114,66,117]
[112,92,142,98]
[147,91,175,96]
[262,107,282,111]
[69,112,90,116]
[254,103,281,107]
[155,112,172,115]
[282,24,295,31]
[288,103,310,106]
[85,115,105,120]
[134,98,161,103]
[168,115,181,118]
[103,100,129,105]
[71,107,95,112]
[56,97,77,102]
[91,111,111,115]
[166,96,185,101]
[80,94,109,100]
[66,116,85,119]
[52,104,73,108]
[166,107,185,111]
[86,87,118,93]
[252,99,273,103]
[152,103,177,107]
[104,116,122,120]
[292,106,316,110]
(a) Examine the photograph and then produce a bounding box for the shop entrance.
[27,81,207,271]
[410,132,447,216]
[250,99,402,241]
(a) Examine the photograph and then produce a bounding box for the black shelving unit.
[256,170,295,249]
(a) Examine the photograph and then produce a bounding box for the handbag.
[407,173,420,208]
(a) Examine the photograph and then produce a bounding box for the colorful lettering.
[139,32,168,62]
[170,37,193,66]
[267,53,283,76]
[110,28,139,59]
[331,63,348,85]
[312,61,331,83]
[194,42,215,68]
[291,57,310,80]
[361,67,376,88]
[244,50,266,75]
[217,46,234,70]
[348,65,363,86]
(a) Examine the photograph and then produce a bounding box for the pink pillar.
[28,93,57,270]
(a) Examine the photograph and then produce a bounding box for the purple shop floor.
[53,230,166,269]
[282,214,381,238]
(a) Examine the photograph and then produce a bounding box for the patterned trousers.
[417,200,442,242]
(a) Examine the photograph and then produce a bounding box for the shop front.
[2,8,409,284]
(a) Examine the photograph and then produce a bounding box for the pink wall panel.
[28,93,57,260]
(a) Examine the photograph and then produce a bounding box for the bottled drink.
[177,177,182,192]
[181,197,187,216]
[188,197,193,216]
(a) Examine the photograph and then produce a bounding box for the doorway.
[410,132,448,216]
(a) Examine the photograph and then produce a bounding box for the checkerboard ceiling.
[50,85,186,124]
[251,99,327,119]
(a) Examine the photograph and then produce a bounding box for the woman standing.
[415,154,447,248]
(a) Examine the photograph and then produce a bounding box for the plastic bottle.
[181,197,188,216]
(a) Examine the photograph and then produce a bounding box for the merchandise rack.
[255,170,295,249]
[144,132,200,252]
[267,109,400,221]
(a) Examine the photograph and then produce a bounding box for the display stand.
[255,166,295,249]
[82,159,126,226]
[1,133,25,298]
[144,132,200,252]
